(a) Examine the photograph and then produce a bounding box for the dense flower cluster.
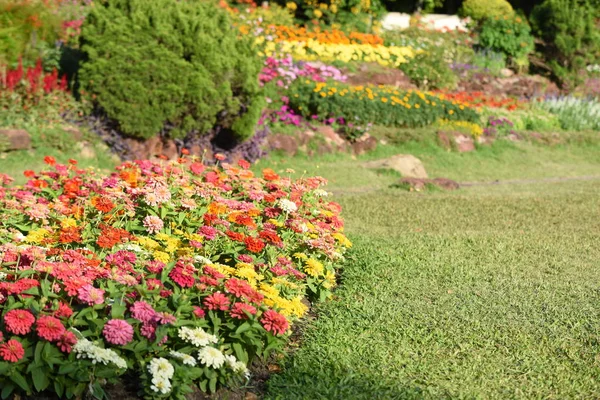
[266,25,384,46]
[0,157,349,398]
[436,119,484,138]
[435,91,523,111]
[259,56,347,88]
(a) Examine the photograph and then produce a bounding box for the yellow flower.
[313,9,322,18]
[153,251,170,263]
[319,2,328,9]
[155,233,170,242]
[26,228,49,244]
[137,236,160,250]
[286,1,297,10]
[260,283,280,299]
[448,110,455,115]
[60,218,77,228]
[305,258,324,277]
[330,4,337,13]
[323,271,337,289]
[294,252,308,260]
[333,232,352,247]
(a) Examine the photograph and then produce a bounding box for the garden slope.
[265,154,600,398]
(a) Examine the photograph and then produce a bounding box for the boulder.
[438,131,475,152]
[76,142,96,159]
[352,133,378,155]
[363,154,428,178]
[0,129,31,151]
[62,125,83,141]
[396,177,460,191]
[316,126,346,148]
[267,134,299,156]
[162,139,178,160]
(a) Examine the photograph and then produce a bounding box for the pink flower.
[4,309,35,335]
[140,323,156,340]
[169,259,196,288]
[103,319,134,345]
[190,162,205,175]
[193,306,205,318]
[199,226,217,240]
[155,312,176,325]
[143,215,164,234]
[77,285,105,306]
[261,310,288,335]
[0,340,24,362]
[54,302,73,318]
[204,292,230,311]
[36,316,66,341]
[56,331,77,353]
[130,301,156,323]
[230,303,257,320]
[225,278,253,298]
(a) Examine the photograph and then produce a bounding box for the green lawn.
[263,141,600,399]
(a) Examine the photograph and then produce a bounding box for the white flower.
[73,339,127,369]
[148,357,174,380]
[198,347,226,369]
[150,377,172,394]
[194,255,213,265]
[0,272,7,280]
[178,327,218,347]
[278,199,297,213]
[169,350,197,366]
[225,355,249,377]
[313,189,329,197]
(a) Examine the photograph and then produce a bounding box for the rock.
[297,129,315,146]
[162,139,178,160]
[437,131,475,152]
[507,133,521,142]
[77,142,96,159]
[352,133,378,155]
[62,125,83,141]
[0,129,31,151]
[267,133,299,156]
[244,392,259,400]
[431,177,460,190]
[316,126,346,148]
[363,154,428,178]
[500,68,514,77]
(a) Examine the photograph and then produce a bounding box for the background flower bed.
[0,156,350,398]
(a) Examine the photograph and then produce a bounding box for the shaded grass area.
[265,152,600,398]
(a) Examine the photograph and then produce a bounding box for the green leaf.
[1,383,14,399]
[208,377,217,393]
[9,371,30,392]
[58,363,77,375]
[110,299,126,319]
[31,367,50,392]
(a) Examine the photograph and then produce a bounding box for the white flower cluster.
[169,350,197,366]
[148,357,174,395]
[313,189,330,197]
[225,354,249,378]
[178,327,218,347]
[278,198,298,213]
[198,346,226,368]
[73,339,127,369]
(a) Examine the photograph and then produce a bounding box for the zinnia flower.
[204,292,230,311]
[230,303,257,320]
[261,310,289,335]
[143,215,164,234]
[36,316,66,341]
[130,301,156,323]
[103,319,134,345]
[0,340,24,362]
[56,331,77,353]
[77,285,105,306]
[197,346,225,369]
[4,309,35,335]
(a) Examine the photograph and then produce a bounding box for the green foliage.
[0,0,62,66]
[399,48,457,90]
[530,0,600,87]
[479,15,534,71]
[459,0,514,22]
[534,96,600,131]
[79,0,264,141]
[287,80,478,128]
[471,50,507,76]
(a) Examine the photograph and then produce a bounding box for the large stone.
[316,126,346,148]
[396,177,460,191]
[363,154,428,178]
[352,133,378,155]
[267,133,299,156]
[0,129,31,151]
[437,131,475,152]
[62,125,83,141]
[162,139,178,160]
[76,142,96,159]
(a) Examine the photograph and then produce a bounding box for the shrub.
[399,48,457,90]
[0,156,349,398]
[287,80,479,128]
[530,0,600,88]
[79,0,264,141]
[478,15,534,71]
[459,0,514,22]
[470,49,507,76]
[534,96,600,131]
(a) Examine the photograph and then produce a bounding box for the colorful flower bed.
[287,80,480,128]
[266,25,384,46]
[435,91,524,111]
[259,55,347,88]
[0,156,350,398]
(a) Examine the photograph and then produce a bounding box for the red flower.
[204,292,230,311]
[262,168,279,181]
[169,259,197,288]
[36,316,66,341]
[56,331,77,353]
[238,159,251,169]
[226,230,245,242]
[23,170,35,178]
[91,196,115,213]
[190,162,205,175]
[54,302,73,318]
[193,306,206,318]
[43,156,56,166]
[225,278,254,298]
[230,302,257,319]
[4,309,35,335]
[261,310,288,335]
[245,237,265,253]
[0,340,24,362]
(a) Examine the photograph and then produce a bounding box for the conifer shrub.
[459,0,514,23]
[79,0,264,141]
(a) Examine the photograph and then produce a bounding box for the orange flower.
[44,156,56,166]
[91,197,115,213]
[262,169,279,181]
[208,202,227,215]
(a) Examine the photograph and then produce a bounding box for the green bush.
[478,15,534,72]
[530,0,600,88]
[79,0,264,141]
[399,48,457,90]
[459,0,514,22]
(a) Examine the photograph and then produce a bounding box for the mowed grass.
[264,143,600,399]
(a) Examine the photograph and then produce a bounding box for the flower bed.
[0,156,350,398]
[259,55,347,88]
[435,91,524,111]
[287,80,480,128]
[266,25,384,46]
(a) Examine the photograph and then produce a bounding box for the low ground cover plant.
[0,156,350,398]
[287,80,479,128]
[534,96,600,131]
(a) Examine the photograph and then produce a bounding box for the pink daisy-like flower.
[204,292,230,311]
[193,306,206,318]
[143,215,164,234]
[56,331,77,353]
[4,309,35,335]
[0,340,24,362]
[261,310,289,335]
[230,303,257,320]
[103,319,134,345]
[199,226,217,240]
[36,316,66,341]
[77,285,105,306]
[130,301,156,323]
[155,312,176,325]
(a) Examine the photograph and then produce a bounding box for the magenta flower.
[103,319,134,345]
